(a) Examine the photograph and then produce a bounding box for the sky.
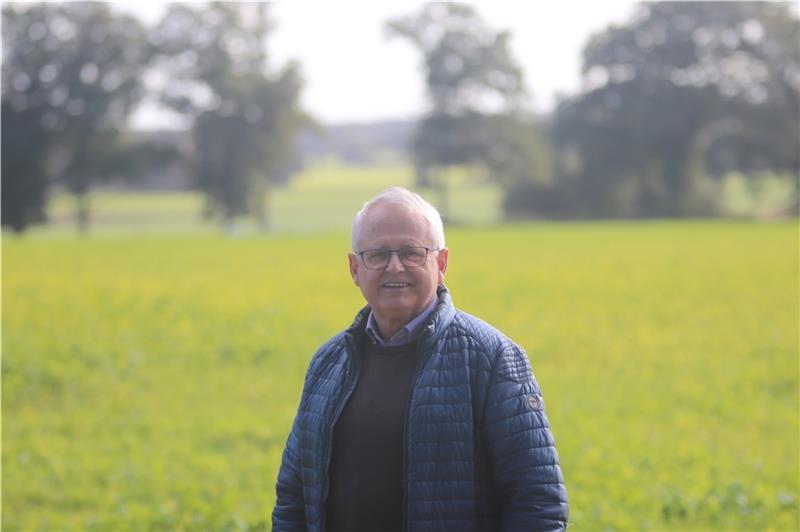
[116,1,637,127]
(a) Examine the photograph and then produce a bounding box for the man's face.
[348,202,448,328]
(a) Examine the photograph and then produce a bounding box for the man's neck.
[371,296,438,343]
[375,318,406,342]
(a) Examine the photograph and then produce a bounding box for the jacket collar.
[346,284,456,346]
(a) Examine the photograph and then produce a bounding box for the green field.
[3,184,799,530]
[38,163,796,237]
[43,162,503,235]
[2,166,800,530]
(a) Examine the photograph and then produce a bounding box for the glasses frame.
[356,246,439,270]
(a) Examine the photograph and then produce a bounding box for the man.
[273,187,568,531]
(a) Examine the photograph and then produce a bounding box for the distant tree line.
[3,2,798,234]
[297,121,416,166]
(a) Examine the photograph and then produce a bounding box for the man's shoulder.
[450,308,536,384]
[313,330,350,360]
[451,308,514,342]
[318,330,349,351]
[447,308,521,355]
[303,331,350,378]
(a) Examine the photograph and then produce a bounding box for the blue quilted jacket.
[273,286,568,531]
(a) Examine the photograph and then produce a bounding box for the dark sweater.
[326,336,422,532]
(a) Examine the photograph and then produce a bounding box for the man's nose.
[386,251,406,273]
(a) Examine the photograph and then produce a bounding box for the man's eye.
[401,249,424,260]
[368,251,390,261]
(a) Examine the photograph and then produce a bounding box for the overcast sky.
[116,1,637,127]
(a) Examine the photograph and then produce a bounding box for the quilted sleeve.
[484,344,568,531]
[272,413,307,531]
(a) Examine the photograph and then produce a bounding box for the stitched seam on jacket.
[496,445,560,466]
[494,424,555,441]
[485,407,550,426]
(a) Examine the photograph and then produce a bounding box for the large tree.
[2,3,152,233]
[552,1,799,218]
[387,3,542,220]
[151,3,310,230]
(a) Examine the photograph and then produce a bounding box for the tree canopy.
[2,2,311,234]
[387,3,546,218]
[2,3,152,232]
[152,2,311,229]
[552,1,799,217]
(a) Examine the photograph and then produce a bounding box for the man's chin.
[374,301,415,319]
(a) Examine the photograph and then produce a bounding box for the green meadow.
[44,162,503,235]
[3,169,798,530]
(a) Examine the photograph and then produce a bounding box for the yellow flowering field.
[2,220,798,529]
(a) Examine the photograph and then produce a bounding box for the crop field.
[2,182,798,529]
[2,215,800,530]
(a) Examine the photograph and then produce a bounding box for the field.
[2,172,799,530]
[43,162,503,235]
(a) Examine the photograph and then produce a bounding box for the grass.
[42,162,503,236]
[3,217,798,530]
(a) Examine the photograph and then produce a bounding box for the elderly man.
[272,187,568,531]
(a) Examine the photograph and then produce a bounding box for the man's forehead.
[358,203,431,245]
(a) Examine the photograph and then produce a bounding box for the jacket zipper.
[402,334,436,532]
[319,334,361,532]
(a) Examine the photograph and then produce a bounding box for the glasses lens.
[361,247,429,269]
[399,247,427,266]
[363,250,390,269]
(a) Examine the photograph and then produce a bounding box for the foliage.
[550,1,800,218]
[386,3,524,116]
[1,2,310,234]
[719,171,798,218]
[2,97,50,232]
[1,3,153,233]
[386,4,546,219]
[152,3,311,228]
[3,221,798,529]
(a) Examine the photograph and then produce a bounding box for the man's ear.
[348,253,360,286]
[436,248,449,283]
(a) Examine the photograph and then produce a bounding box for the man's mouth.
[382,282,412,288]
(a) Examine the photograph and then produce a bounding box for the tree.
[2,99,49,233]
[151,3,311,230]
[552,1,799,218]
[2,3,153,233]
[386,3,540,220]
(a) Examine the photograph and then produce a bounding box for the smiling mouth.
[382,282,412,289]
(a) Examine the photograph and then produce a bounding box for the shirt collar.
[365,297,439,347]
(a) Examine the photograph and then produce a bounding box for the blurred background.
[2,2,798,530]
[3,1,797,233]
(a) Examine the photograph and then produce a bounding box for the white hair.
[351,187,445,251]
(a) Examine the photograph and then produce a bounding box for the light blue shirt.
[365,297,439,347]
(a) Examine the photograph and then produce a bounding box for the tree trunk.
[254,182,269,233]
[435,168,450,223]
[75,190,90,235]
[416,164,431,188]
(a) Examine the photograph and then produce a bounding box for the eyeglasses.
[356,246,438,270]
